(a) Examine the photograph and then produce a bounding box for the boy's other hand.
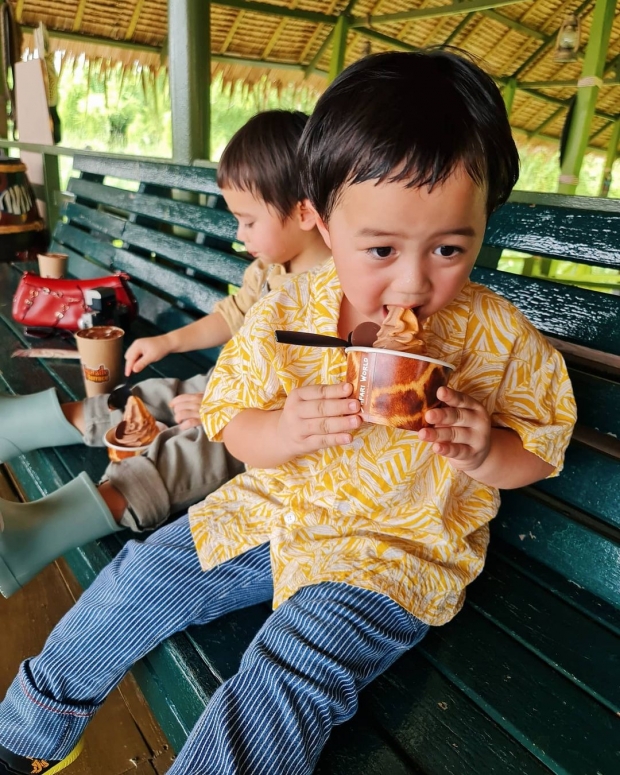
[278,382,362,456]
[419,387,491,471]
[124,335,171,376]
[169,393,203,430]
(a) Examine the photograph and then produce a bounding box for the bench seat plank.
[419,607,620,774]
[466,553,620,712]
[493,490,620,609]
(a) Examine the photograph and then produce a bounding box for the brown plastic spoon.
[275,322,380,349]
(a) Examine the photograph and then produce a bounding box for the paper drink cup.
[37,252,68,278]
[103,422,166,463]
[75,326,124,398]
[345,347,455,432]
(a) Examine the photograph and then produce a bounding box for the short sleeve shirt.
[212,258,293,336]
[189,259,576,626]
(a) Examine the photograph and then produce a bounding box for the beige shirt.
[191,259,576,626]
[212,258,294,336]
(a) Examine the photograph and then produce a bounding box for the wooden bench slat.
[55,222,117,267]
[533,443,620,530]
[63,201,127,240]
[68,178,238,241]
[471,266,620,355]
[485,201,620,268]
[466,553,620,712]
[419,606,620,774]
[493,490,620,609]
[112,248,227,315]
[568,369,620,438]
[489,540,620,636]
[72,154,221,196]
[121,221,248,287]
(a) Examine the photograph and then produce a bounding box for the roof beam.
[354,26,419,52]
[126,0,147,39]
[481,9,546,40]
[349,0,533,27]
[73,0,89,32]
[521,79,620,88]
[21,25,161,56]
[215,0,338,24]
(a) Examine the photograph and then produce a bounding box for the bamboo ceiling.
[10,0,620,150]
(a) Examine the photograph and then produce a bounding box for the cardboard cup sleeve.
[345,347,454,432]
[37,252,68,279]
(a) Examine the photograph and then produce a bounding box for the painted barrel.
[0,158,47,261]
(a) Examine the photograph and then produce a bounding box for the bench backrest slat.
[72,154,221,196]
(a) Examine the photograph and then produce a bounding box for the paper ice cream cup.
[103,422,167,463]
[345,347,454,432]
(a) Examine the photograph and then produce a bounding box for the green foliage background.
[56,60,620,198]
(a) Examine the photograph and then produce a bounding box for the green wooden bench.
[1,158,619,773]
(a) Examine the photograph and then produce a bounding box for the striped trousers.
[0,516,429,774]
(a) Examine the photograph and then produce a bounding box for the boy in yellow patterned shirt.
[0,52,576,775]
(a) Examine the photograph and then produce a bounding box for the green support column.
[558,0,617,195]
[503,77,517,118]
[0,0,8,139]
[168,0,211,162]
[599,118,620,196]
[328,16,349,84]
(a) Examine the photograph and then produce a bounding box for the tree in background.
[55,58,618,198]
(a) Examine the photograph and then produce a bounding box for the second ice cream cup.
[345,347,454,432]
[103,422,166,463]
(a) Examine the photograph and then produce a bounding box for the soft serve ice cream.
[346,307,454,432]
[104,396,161,461]
[372,306,425,353]
[111,396,159,448]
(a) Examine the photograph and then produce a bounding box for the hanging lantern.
[554,13,581,62]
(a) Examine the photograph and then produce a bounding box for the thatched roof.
[11,0,620,150]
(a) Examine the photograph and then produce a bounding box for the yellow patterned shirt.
[190,259,576,626]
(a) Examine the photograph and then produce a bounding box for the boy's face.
[222,188,307,266]
[316,168,487,326]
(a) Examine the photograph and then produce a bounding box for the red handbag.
[12,271,138,333]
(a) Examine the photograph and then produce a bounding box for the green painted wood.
[72,154,220,196]
[120,221,248,286]
[568,368,620,438]
[493,489,620,608]
[67,178,238,240]
[485,200,620,267]
[489,540,620,635]
[466,554,620,712]
[419,607,620,774]
[110,247,227,315]
[471,266,620,354]
[55,222,117,267]
[534,443,620,531]
[62,201,126,240]
[361,652,558,775]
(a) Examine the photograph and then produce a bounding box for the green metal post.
[0,0,7,140]
[557,0,617,195]
[503,77,517,117]
[599,118,620,197]
[168,0,211,162]
[328,16,348,84]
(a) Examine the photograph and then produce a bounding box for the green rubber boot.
[0,388,83,463]
[0,472,121,598]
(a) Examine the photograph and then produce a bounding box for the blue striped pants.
[0,516,429,774]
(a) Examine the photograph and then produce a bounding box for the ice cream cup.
[345,347,455,432]
[37,252,68,279]
[103,421,167,463]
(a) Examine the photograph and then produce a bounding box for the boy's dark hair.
[217,110,309,219]
[299,50,519,220]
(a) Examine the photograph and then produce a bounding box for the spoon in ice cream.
[275,322,380,348]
